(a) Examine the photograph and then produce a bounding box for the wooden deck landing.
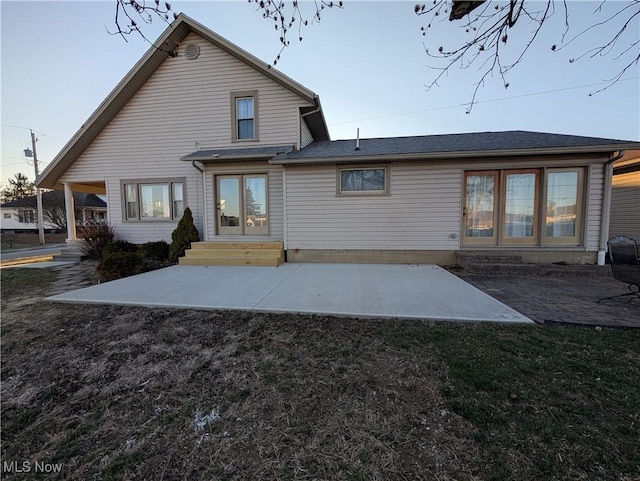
[179,241,284,267]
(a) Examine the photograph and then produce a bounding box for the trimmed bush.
[139,240,170,261]
[103,240,138,258]
[169,208,200,262]
[78,224,116,259]
[97,252,147,282]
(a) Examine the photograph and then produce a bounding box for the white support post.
[598,161,614,266]
[63,182,77,242]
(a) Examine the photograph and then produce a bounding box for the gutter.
[270,145,636,165]
[598,150,625,265]
[191,160,208,241]
[300,96,330,142]
[182,153,278,162]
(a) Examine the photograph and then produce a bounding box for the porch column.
[63,182,77,242]
[598,158,617,265]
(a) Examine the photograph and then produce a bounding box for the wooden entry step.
[179,241,284,267]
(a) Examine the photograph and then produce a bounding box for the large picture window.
[123,179,185,221]
[338,166,388,195]
[463,168,585,247]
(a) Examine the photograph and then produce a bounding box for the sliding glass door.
[216,174,268,235]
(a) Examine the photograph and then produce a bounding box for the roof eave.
[270,144,634,165]
[37,13,322,189]
[300,98,330,142]
[37,19,187,190]
[185,15,318,105]
[181,153,281,162]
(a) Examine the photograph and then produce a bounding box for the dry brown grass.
[1,268,480,480]
[2,267,638,480]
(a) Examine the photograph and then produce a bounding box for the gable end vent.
[185,43,201,60]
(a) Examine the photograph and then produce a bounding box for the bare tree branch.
[107,0,177,47]
[415,0,639,111]
[417,0,556,111]
[104,0,638,110]
[247,0,343,67]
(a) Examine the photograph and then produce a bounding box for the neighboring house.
[1,192,107,232]
[609,150,640,240]
[36,14,640,265]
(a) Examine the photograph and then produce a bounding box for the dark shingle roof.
[181,145,294,162]
[1,192,106,209]
[272,130,640,164]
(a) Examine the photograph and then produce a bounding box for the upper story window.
[338,166,389,195]
[231,90,259,142]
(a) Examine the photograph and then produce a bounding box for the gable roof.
[272,130,640,165]
[1,191,107,209]
[37,14,329,190]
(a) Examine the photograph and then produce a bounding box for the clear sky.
[1,1,639,189]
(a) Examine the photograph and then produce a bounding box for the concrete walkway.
[45,263,533,324]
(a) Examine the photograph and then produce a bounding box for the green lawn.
[2,267,639,480]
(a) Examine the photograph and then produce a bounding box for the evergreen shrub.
[169,207,199,262]
[139,240,170,261]
[97,252,147,282]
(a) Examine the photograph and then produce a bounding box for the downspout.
[598,150,625,265]
[191,160,208,241]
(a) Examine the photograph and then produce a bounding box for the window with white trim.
[338,167,388,195]
[123,180,185,221]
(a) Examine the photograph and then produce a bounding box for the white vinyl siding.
[285,163,461,250]
[59,32,313,244]
[586,164,604,251]
[285,158,609,253]
[300,119,313,148]
[610,170,640,239]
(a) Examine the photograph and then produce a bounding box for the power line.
[328,77,640,127]
[1,123,31,131]
[1,161,29,167]
[1,123,65,143]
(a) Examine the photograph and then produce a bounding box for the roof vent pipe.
[355,128,360,151]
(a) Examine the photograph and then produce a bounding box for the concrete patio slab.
[46,263,532,323]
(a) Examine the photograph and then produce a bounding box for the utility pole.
[31,130,45,245]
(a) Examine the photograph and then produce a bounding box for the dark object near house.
[598,236,640,304]
[449,1,486,20]
[169,207,200,262]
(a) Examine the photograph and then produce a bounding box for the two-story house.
[36,14,639,266]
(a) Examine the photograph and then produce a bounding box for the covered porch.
[58,181,107,251]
